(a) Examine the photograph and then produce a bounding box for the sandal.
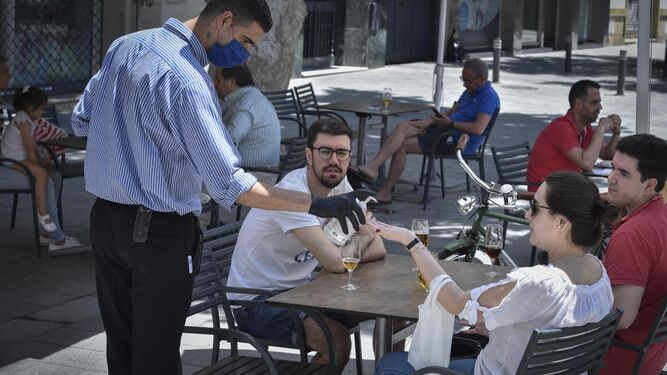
[348,166,377,184]
[38,214,58,232]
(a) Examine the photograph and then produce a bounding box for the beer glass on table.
[412,219,431,290]
[482,224,503,278]
[382,88,392,112]
[340,234,361,290]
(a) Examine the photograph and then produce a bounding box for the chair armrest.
[610,338,643,352]
[278,116,307,137]
[429,129,456,156]
[412,366,465,375]
[182,326,280,374]
[0,158,36,182]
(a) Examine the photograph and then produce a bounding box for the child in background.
[0,86,87,255]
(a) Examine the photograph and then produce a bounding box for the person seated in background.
[527,79,621,191]
[213,63,280,183]
[227,118,386,371]
[0,86,87,254]
[600,134,667,375]
[370,171,616,375]
[348,57,499,204]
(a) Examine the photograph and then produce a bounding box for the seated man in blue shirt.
[350,58,500,204]
[214,64,280,174]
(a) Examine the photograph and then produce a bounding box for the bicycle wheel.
[443,251,493,265]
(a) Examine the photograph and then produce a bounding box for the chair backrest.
[293,83,318,113]
[476,109,500,156]
[491,141,531,185]
[516,309,623,375]
[277,137,308,182]
[264,88,306,138]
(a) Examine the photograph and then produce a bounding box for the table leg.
[377,115,389,180]
[375,317,393,364]
[356,115,367,166]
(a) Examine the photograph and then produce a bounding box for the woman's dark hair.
[306,118,352,149]
[544,171,618,248]
[12,86,48,112]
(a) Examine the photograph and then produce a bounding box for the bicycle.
[437,134,531,268]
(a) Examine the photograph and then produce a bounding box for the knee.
[374,352,413,375]
[33,166,49,181]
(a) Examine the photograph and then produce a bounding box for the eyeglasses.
[311,147,352,161]
[459,75,480,85]
[529,199,551,216]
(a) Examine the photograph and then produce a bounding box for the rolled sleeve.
[170,82,257,210]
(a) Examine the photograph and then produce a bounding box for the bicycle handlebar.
[455,134,504,195]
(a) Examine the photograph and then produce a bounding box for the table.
[38,136,87,150]
[267,254,511,362]
[319,100,431,172]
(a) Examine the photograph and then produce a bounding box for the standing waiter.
[71,1,369,374]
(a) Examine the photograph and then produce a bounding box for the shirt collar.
[163,18,209,67]
[614,194,665,230]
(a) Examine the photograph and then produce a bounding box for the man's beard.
[317,166,345,189]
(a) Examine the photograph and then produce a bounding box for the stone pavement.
[1,45,666,374]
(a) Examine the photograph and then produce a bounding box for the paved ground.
[1,45,666,374]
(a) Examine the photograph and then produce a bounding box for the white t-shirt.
[457,255,613,375]
[226,167,353,300]
[1,111,35,161]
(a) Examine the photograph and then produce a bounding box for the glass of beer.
[382,87,392,112]
[411,219,429,247]
[482,224,503,278]
[341,234,361,290]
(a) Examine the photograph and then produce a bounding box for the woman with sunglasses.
[371,171,618,375]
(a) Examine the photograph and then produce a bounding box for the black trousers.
[90,198,198,375]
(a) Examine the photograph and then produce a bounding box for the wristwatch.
[405,238,421,252]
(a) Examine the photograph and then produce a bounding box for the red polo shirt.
[601,195,667,374]
[526,110,593,192]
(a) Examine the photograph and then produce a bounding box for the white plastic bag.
[408,274,456,370]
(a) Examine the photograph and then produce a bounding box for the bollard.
[493,37,502,83]
[617,50,627,95]
[664,40,667,78]
[564,33,572,73]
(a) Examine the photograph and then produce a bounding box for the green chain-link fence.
[0,0,102,98]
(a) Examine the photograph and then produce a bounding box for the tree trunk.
[246,0,307,91]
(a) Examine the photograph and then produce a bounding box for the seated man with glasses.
[227,118,386,370]
[348,57,499,204]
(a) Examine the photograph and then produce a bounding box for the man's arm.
[432,112,492,135]
[291,215,385,273]
[611,285,645,329]
[600,114,622,160]
[565,117,612,172]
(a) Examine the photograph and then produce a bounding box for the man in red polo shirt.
[601,134,667,375]
[527,80,621,191]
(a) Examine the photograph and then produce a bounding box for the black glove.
[309,189,375,234]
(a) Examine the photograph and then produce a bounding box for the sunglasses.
[529,199,550,216]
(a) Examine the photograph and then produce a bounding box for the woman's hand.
[366,219,415,246]
[461,321,489,337]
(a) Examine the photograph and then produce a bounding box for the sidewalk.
[1,46,666,374]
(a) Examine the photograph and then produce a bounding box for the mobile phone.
[431,108,443,117]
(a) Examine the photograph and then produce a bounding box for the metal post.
[636,0,651,134]
[433,0,449,110]
[663,40,667,78]
[493,37,501,83]
[564,33,572,73]
[617,50,627,95]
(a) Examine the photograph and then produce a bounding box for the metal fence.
[303,0,338,68]
[0,0,103,98]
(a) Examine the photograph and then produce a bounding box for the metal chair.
[419,110,499,210]
[0,156,41,256]
[186,222,364,374]
[293,83,349,128]
[609,294,667,374]
[490,141,540,265]
[263,89,307,139]
[245,137,308,184]
[410,309,623,375]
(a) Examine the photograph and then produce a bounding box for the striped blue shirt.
[72,18,257,215]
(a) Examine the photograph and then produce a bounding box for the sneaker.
[48,237,91,256]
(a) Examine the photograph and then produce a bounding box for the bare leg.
[304,315,352,373]
[14,159,50,216]
[359,121,424,178]
[375,137,423,201]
